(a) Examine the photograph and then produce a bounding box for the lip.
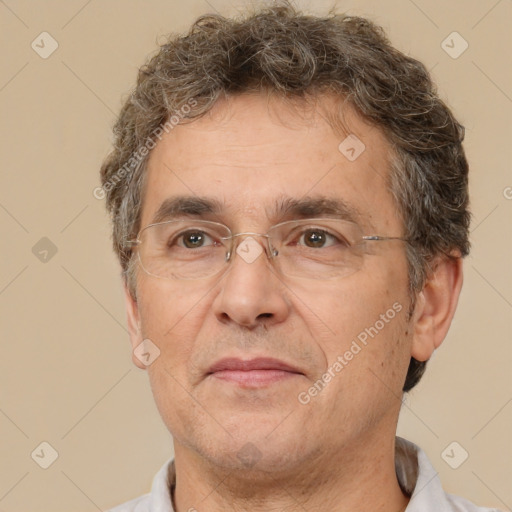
[207,357,304,387]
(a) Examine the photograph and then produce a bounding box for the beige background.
[1,0,511,510]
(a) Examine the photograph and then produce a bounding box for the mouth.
[206,357,304,387]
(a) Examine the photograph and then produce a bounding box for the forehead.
[140,93,400,233]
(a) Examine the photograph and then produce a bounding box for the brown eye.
[298,229,344,248]
[176,230,214,249]
[303,229,327,248]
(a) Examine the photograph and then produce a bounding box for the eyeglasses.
[125,218,410,281]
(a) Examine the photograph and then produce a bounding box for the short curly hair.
[100,1,470,392]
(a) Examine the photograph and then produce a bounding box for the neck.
[172,434,410,512]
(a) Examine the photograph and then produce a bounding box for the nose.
[212,234,291,329]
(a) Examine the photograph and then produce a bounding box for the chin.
[182,415,319,476]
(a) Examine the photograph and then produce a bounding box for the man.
[100,3,497,511]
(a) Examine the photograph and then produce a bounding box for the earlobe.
[123,282,146,370]
[410,254,464,362]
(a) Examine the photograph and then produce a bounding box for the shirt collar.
[395,436,452,510]
[148,457,174,512]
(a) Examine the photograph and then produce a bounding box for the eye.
[174,230,217,249]
[297,228,346,249]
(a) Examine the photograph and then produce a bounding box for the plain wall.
[1,0,511,510]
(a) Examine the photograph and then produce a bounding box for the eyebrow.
[150,195,363,225]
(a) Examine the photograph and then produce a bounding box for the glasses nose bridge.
[225,231,277,262]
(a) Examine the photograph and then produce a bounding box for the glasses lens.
[268,219,365,279]
[137,220,230,279]
[135,218,373,280]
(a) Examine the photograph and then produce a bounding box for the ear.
[410,253,464,362]
[123,281,146,370]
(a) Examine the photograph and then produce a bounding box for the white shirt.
[107,437,500,512]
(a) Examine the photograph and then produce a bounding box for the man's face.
[126,93,415,474]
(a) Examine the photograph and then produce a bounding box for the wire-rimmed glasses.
[125,218,410,280]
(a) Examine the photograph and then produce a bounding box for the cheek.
[146,363,202,443]
[300,250,411,386]
[136,278,208,372]
[138,280,208,439]
[291,261,408,357]
[339,259,411,389]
